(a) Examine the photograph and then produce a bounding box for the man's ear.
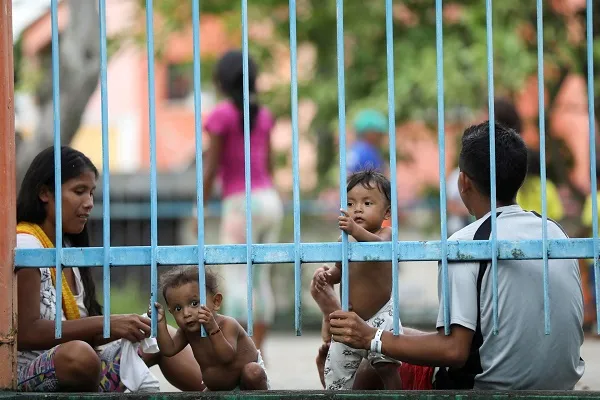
[458,171,472,195]
[212,293,223,311]
[38,185,51,203]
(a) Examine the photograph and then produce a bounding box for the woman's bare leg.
[54,341,102,391]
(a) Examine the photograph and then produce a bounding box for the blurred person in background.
[492,97,564,221]
[347,109,388,176]
[347,109,393,228]
[200,50,283,353]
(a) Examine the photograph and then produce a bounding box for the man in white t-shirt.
[328,121,585,390]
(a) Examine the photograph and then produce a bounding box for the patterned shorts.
[17,341,126,392]
[324,298,403,390]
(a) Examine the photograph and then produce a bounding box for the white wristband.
[370,328,384,354]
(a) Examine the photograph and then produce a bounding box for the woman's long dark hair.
[214,49,260,132]
[17,146,103,317]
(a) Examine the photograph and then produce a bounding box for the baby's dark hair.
[160,266,219,304]
[347,169,391,205]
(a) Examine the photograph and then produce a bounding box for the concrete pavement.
[152,332,600,392]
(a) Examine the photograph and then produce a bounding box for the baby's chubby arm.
[199,306,238,364]
[154,302,189,357]
[338,210,392,242]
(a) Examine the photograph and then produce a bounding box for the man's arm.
[330,259,479,367]
[329,311,473,367]
[402,327,431,336]
[379,325,474,367]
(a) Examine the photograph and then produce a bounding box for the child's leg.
[352,359,384,390]
[310,278,341,343]
[353,360,402,390]
[320,315,331,344]
[315,342,330,389]
[372,362,402,390]
[239,362,268,390]
[310,279,341,316]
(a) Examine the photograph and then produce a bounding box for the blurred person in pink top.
[201,50,283,353]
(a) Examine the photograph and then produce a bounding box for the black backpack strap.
[434,211,501,389]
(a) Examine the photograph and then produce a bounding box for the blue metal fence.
[11,0,599,346]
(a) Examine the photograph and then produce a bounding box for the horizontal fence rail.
[15,239,600,267]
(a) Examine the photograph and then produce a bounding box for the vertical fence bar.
[98,0,111,338]
[485,0,499,334]
[586,0,600,334]
[51,0,64,337]
[192,0,207,337]
[241,0,254,335]
[385,0,400,335]
[289,0,302,335]
[0,0,17,388]
[536,0,551,335]
[435,0,450,335]
[335,0,349,311]
[145,0,159,337]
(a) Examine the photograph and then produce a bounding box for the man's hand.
[198,305,219,334]
[338,209,358,236]
[329,310,376,351]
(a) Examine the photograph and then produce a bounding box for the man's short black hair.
[494,97,522,134]
[459,121,528,203]
[347,169,391,205]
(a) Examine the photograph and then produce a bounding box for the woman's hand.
[110,314,151,343]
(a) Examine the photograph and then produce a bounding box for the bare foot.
[311,281,341,316]
[316,342,330,389]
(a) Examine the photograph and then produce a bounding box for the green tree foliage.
[142,1,599,194]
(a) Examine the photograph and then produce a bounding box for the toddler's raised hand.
[153,302,166,324]
[338,209,357,236]
[198,305,219,334]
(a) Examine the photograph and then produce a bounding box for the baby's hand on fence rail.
[154,302,166,324]
[198,305,218,334]
[338,209,357,236]
[111,314,151,343]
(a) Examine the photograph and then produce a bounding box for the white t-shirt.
[437,205,585,389]
[16,233,88,370]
